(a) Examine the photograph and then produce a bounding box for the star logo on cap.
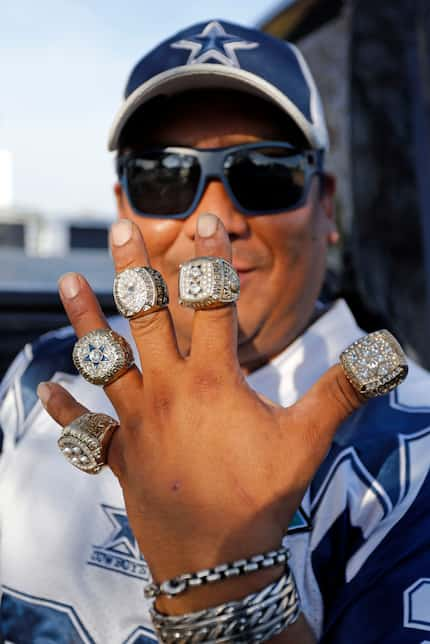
[171,21,258,68]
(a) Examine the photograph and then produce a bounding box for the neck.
[238,301,330,376]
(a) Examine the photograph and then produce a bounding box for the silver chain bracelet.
[144,546,289,599]
[150,564,301,643]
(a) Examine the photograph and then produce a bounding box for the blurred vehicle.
[0,208,115,377]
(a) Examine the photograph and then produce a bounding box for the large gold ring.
[73,329,134,386]
[178,256,240,309]
[340,329,408,398]
[58,412,119,474]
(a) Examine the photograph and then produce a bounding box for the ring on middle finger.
[178,256,240,309]
[114,266,169,319]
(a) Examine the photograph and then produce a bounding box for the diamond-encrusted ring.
[114,266,169,319]
[178,256,240,309]
[340,330,408,398]
[58,412,119,474]
[73,329,134,386]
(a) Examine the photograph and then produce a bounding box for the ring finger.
[58,272,142,419]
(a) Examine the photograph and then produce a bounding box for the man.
[1,19,430,643]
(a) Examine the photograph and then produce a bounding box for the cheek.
[261,210,320,271]
[126,210,183,266]
[258,207,328,301]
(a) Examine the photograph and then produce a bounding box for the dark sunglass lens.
[226,147,307,212]
[126,152,200,216]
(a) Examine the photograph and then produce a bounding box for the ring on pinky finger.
[58,412,119,474]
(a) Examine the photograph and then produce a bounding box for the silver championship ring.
[58,412,119,474]
[113,266,169,318]
[178,256,240,309]
[340,329,408,398]
[73,328,134,386]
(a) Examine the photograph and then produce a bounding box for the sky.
[0,0,287,218]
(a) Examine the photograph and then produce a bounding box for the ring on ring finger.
[73,329,134,386]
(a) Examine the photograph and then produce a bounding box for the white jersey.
[1,300,430,643]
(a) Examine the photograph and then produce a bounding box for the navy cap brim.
[108,63,328,151]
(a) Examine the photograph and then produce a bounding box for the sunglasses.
[116,141,324,219]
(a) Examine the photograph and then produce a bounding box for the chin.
[237,318,262,348]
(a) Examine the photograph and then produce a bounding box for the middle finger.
[110,219,182,375]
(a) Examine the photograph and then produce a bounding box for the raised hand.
[38,214,384,619]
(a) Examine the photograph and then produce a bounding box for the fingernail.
[197,213,218,238]
[111,220,133,246]
[59,272,81,299]
[37,382,51,407]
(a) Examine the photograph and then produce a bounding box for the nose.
[183,180,249,240]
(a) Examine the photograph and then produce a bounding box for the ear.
[319,173,339,245]
[114,182,128,220]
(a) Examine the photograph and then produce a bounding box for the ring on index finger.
[114,266,169,319]
[73,329,134,386]
[178,256,240,310]
[58,412,119,474]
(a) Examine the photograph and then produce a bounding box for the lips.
[233,264,256,287]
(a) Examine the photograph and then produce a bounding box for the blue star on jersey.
[101,505,142,560]
[171,21,258,68]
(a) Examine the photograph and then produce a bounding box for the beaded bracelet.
[144,545,289,599]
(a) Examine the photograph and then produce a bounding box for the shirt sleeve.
[0,345,34,463]
[0,326,77,465]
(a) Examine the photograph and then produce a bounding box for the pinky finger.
[37,381,124,476]
[37,381,89,426]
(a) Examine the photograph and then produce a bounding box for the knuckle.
[145,385,174,423]
[153,393,172,418]
[190,367,223,397]
[123,413,144,436]
[46,384,64,410]
[130,309,168,337]
[73,301,100,328]
[332,370,363,414]
[106,431,125,477]
[199,305,235,331]
[116,253,137,272]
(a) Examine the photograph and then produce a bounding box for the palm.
[44,215,362,585]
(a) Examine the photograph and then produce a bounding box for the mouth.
[233,265,257,287]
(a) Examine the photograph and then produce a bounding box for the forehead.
[119,90,309,148]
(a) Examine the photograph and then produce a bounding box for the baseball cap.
[108,19,328,151]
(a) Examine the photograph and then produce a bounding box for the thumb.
[292,364,364,467]
[271,363,366,496]
[290,329,408,472]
